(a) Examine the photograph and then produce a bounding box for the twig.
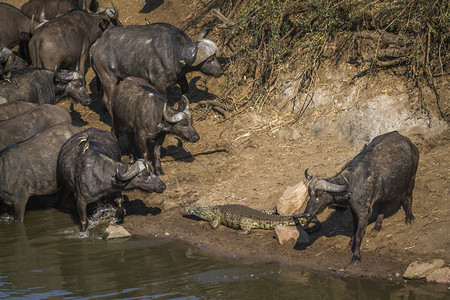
[161,146,228,162]
[315,245,335,257]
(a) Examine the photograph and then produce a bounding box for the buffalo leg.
[177,76,189,94]
[402,175,416,224]
[350,205,369,263]
[153,133,166,176]
[76,198,88,232]
[113,193,125,222]
[372,201,387,231]
[11,194,27,223]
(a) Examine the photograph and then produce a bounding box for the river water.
[1,207,447,299]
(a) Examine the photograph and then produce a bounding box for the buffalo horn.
[30,14,35,34]
[181,95,190,112]
[197,27,211,40]
[192,39,217,66]
[110,1,119,19]
[315,179,347,193]
[304,168,312,180]
[163,102,184,123]
[116,160,146,181]
[55,70,74,81]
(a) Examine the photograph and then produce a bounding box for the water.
[0,208,448,300]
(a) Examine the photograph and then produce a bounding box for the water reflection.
[0,209,447,299]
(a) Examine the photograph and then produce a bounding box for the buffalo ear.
[98,19,110,30]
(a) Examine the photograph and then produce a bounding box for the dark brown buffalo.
[0,104,71,151]
[112,77,200,175]
[57,128,166,231]
[29,7,121,75]
[0,3,38,59]
[0,122,80,222]
[0,101,37,121]
[0,47,28,75]
[90,23,222,115]
[303,131,419,264]
[21,0,99,21]
[0,68,91,105]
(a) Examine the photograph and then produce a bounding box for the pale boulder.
[105,225,131,239]
[277,181,308,215]
[426,267,450,284]
[403,259,445,279]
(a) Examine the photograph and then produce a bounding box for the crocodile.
[184,204,315,234]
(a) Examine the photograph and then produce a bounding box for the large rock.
[403,259,445,279]
[277,181,308,215]
[105,225,131,239]
[426,267,450,284]
[275,225,310,245]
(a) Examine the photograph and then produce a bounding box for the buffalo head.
[115,159,166,193]
[96,2,122,28]
[55,70,91,105]
[303,169,348,219]
[162,95,200,142]
[190,28,223,78]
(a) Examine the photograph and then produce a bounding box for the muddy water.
[0,208,446,299]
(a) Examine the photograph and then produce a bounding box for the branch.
[161,145,228,162]
[210,8,236,29]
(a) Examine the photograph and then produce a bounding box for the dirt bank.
[8,0,449,280]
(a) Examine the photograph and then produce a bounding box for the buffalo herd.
[0,0,419,263]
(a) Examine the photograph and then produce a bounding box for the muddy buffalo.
[57,128,166,231]
[112,77,200,175]
[303,131,419,264]
[90,23,223,115]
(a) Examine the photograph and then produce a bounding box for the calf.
[0,101,37,121]
[57,128,166,231]
[0,68,91,105]
[112,77,200,175]
[0,104,71,151]
[0,122,80,222]
[303,131,419,264]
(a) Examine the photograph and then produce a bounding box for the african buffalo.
[21,0,99,21]
[0,47,28,75]
[0,122,80,222]
[57,128,166,231]
[0,101,37,121]
[29,7,121,75]
[0,104,71,151]
[90,23,223,115]
[112,77,200,175]
[0,3,37,49]
[0,68,91,105]
[303,131,419,264]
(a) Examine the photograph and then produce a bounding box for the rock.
[426,267,450,284]
[403,259,445,279]
[275,225,310,245]
[277,181,308,215]
[105,225,131,239]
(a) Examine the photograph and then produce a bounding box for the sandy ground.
[7,0,450,280]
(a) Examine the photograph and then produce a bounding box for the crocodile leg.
[209,218,221,229]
